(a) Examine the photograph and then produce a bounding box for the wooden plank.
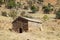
[20,16,42,23]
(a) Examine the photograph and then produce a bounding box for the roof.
[21,16,42,23]
[13,16,42,23]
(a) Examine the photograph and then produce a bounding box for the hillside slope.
[0,17,60,40]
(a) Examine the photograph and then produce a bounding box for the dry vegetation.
[0,17,60,40]
[0,0,60,40]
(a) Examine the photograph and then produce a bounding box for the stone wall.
[12,19,28,33]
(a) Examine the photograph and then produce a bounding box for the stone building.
[12,16,42,33]
[12,16,28,33]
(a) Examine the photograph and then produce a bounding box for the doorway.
[19,28,23,33]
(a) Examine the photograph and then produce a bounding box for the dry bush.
[56,9,60,19]
[43,15,49,21]
[1,11,7,17]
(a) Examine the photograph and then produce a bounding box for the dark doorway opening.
[19,28,23,33]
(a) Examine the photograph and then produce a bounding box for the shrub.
[0,0,3,5]
[30,5,39,13]
[0,0,3,6]
[6,0,16,9]
[43,6,50,14]
[56,9,60,19]
[8,10,17,19]
[42,3,53,14]
[43,15,49,21]
[1,11,7,17]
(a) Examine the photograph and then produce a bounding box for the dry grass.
[0,0,59,40]
[0,16,60,40]
[0,16,13,30]
[28,13,56,20]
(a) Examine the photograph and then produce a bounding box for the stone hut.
[12,16,42,33]
[12,16,28,33]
